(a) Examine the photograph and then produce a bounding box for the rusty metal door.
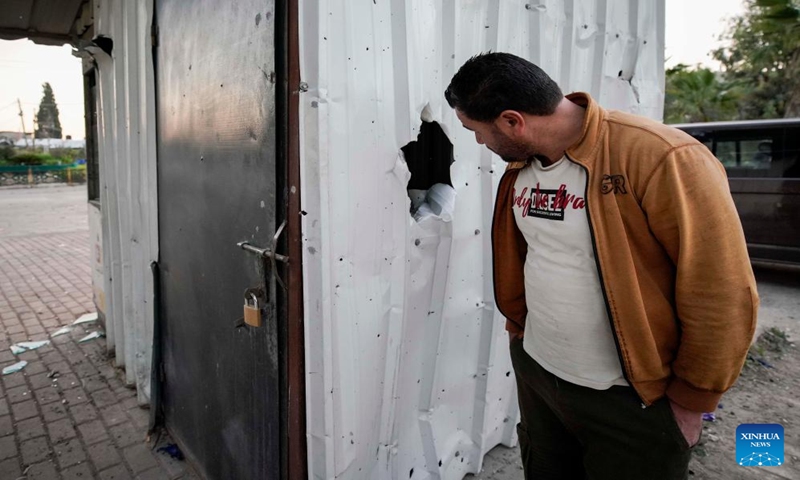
[154,1,281,478]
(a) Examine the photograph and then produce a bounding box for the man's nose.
[475,132,485,145]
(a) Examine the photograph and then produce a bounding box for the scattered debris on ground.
[688,327,799,479]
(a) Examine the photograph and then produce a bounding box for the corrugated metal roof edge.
[0,27,71,46]
[0,0,93,46]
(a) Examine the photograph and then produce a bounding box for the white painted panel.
[299,1,665,479]
[91,0,158,404]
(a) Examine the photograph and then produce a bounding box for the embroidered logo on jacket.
[512,184,586,221]
[601,174,627,194]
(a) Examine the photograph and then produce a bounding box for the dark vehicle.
[672,119,800,265]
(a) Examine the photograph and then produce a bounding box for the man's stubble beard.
[493,136,536,164]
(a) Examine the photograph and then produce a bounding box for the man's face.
[456,109,532,163]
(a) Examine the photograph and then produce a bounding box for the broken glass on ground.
[50,326,73,337]
[2,360,28,375]
[10,340,50,355]
[78,331,105,343]
[73,312,99,325]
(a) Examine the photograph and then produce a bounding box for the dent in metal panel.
[596,0,643,111]
[632,0,665,120]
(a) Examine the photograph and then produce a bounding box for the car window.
[714,140,738,168]
[739,139,772,170]
[679,124,800,179]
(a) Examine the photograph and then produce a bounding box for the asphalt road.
[0,185,88,238]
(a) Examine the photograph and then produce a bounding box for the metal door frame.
[278,0,307,478]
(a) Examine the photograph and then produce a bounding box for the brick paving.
[0,186,196,480]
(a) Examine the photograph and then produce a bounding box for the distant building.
[13,138,85,149]
[0,131,32,145]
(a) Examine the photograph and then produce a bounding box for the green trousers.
[510,337,694,480]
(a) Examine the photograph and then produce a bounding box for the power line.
[19,102,84,106]
[0,101,18,113]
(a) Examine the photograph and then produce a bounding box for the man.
[445,53,757,479]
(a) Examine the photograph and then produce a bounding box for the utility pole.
[17,98,28,148]
[32,108,39,151]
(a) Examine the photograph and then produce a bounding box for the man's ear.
[495,110,526,135]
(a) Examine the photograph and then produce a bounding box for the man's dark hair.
[445,52,563,122]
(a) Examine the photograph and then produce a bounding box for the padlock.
[243,293,262,327]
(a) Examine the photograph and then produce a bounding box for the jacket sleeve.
[640,144,758,413]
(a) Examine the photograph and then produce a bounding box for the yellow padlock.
[243,293,262,327]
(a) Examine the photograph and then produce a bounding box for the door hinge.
[151,23,159,48]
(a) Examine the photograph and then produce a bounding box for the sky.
[0,41,84,140]
[664,0,745,68]
[0,0,747,140]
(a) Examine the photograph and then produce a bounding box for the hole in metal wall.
[402,121,455,222]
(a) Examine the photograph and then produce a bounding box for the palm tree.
[664,65,739,123]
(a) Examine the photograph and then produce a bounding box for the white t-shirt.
[512,157,627,390]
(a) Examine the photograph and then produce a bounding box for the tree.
[34,82,62,139]
[713,0,800,119]
[664,64,740,123]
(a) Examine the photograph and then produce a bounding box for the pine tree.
[34,82,62,139]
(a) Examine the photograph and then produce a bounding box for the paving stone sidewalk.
[0,187,195,480]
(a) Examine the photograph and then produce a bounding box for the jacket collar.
[564,92,605,168]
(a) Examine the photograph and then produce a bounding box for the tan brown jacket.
[492,93,758,412]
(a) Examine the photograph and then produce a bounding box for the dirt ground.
[688,326,800,480]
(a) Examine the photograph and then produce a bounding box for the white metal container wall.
[91,0,158,405]
[298,1,665,479]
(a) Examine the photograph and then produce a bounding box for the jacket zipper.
[564,153,645,406]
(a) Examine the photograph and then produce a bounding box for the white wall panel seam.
[97,0,126,371]
[102,0,125,372]
[560,0,577,89]
[299,0,336,477]
[138,0,158,404]
[120,0,141,388]
[113,0,136,385]
[125,0,150,404]
[94,46,116,354]
[469,5,502,467]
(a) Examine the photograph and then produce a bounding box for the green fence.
[0,165,87,186]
